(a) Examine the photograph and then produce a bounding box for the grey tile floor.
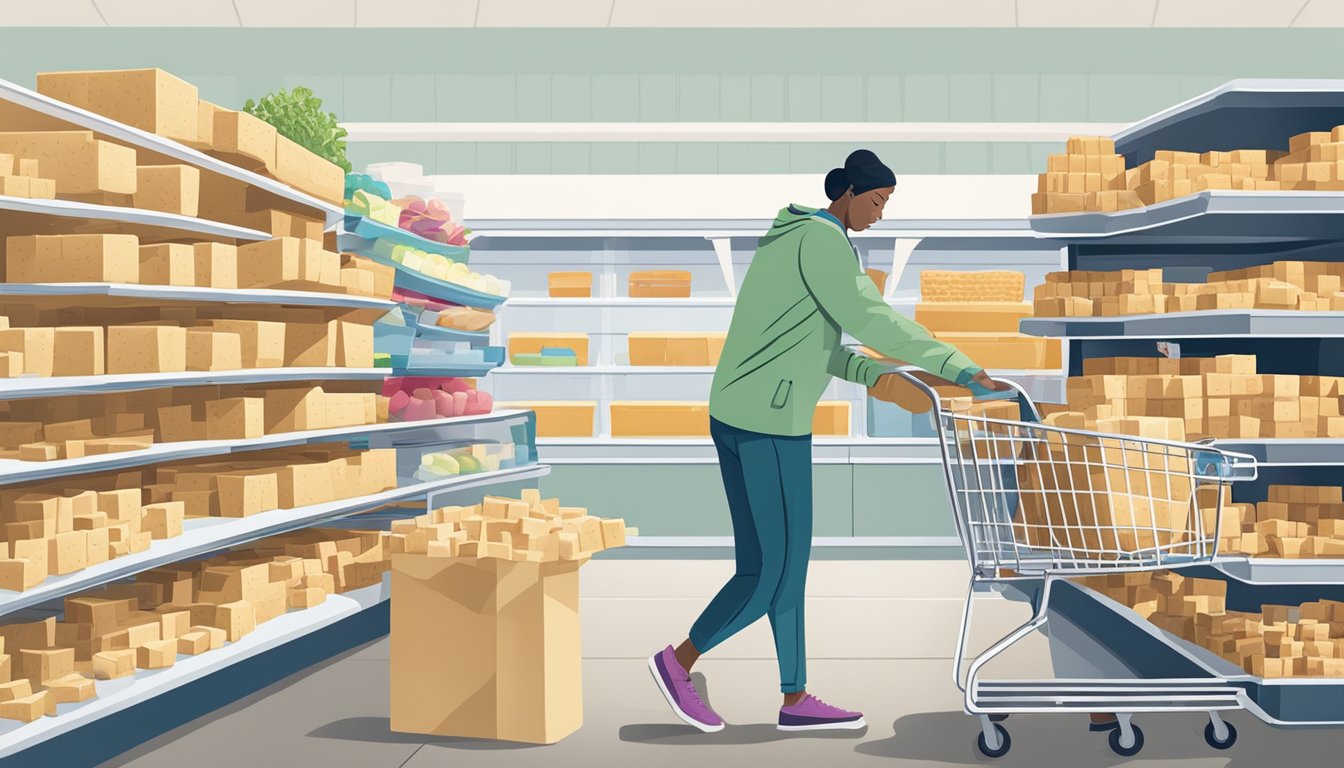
[100,560,1337,767]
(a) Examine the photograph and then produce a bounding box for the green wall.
[0,28,1339,174]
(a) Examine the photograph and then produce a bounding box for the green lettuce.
[244,86,351,172]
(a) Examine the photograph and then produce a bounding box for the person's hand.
[971,370,1010,391]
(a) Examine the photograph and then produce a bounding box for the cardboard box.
[210,319,285,368]
[508,333,590,367]
[391,556,583,744]
[212,110,276,169]
[134,164,200,217]
[610,402,710,437]
[50,326,104,376]
[0,132,136,195]
[235,238,300,288]
[813,401,851,436]
[37,69,198,143]
[205,397,264,440]
[107,325,186,373]
[191,242,238,289]
[270,134,345,205]
[5,234,139,284]
[186,329,242,372]
[138,243,195,286]
[627,333,728,366]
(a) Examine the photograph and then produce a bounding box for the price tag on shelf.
[1156,341,1181,359]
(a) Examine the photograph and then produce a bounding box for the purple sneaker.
[777,694,866,732]
[648,646,724,733]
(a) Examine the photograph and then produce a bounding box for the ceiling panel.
[854,0,1015,27]
[1293,0,1344,26]
[476,0,613,27]
[610,0,862,27]
[233,0,355,27]
[1153,0,1309,27]
[1017,0,1158,27]
[353,0,476,27]
[93,0,240,26]
[0,0,105,25]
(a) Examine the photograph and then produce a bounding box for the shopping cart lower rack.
[888,368,1259,758]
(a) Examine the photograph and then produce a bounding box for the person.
[647,149,1007,733]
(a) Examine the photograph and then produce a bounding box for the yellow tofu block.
[0,131,136,195]
[496,401,595,437]
[915,302,1033,333]
[37,69,198,143]
[138,243,196,286]
[610,402,710,437]
[51,326,104,376]
[191,242,238,289]
[5,234,139,284]
[91,649,136,680]
[185,329,242,372]
[134,164,200,217]
[135,639,177,670]
[106,325,186,374]
[235,238,300,288]
[209,319,284,368]
[812,401,851,436]
[929,332,1052,369]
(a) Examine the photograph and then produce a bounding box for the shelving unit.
[1021,80,1344,594]
[0,81,545,761]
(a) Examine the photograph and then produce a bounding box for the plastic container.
[508,333,589,366]
[629,270,692,298]
[495,401,596,437]
[548,271,593,298]
[627,333,726,366]
[610,401,710,437]
[374,306,416,370]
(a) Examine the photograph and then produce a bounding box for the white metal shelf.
[0,409,534,487]
[0,579,388,759]
[0,368,388,400]
[1212,439,1344,467]
[1021,310,1344,339]
[1028,191,1344,245]
[1214,557,1344,585]
[502,296,737,308]
[0,195,271,241]
[0,464,547,617]
[0,77,343,226]
[0,283,396,310]
[466,217,1041,241]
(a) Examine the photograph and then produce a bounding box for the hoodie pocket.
[770,379,793,409]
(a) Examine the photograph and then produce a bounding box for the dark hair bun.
[845,149,882,171]
[823,167,849,201]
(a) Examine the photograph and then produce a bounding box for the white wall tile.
[233,0,355,27]
[477,0,613,26]
[1154,0,1308,27]
[1017,0,1158,27]
[1,0,104,25]
[354,0,476,26]
[94,0,240,25]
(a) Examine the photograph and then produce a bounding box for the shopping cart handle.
[966,380,1020,402]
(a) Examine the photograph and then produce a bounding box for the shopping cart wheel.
[1108,723,1144,757]
[976,723,1011,758]
[1204,719,1237,750]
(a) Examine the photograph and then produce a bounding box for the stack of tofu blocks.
[1033,127,1344,215]
[1081,570,1344,678]
[0,527,390,722]
[1031,261,1344,318]
[1218,484,1344,559]
[389,490,634,562]
[1063,354,1344,440]
[0,153,55,200]
[914,270,1059,370]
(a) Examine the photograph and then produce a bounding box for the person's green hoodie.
[709,204,981,436]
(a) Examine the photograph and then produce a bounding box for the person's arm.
[800,228,982,387]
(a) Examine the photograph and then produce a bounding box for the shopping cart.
[886,368,1258,758]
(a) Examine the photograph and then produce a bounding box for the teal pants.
[690,417,813,694]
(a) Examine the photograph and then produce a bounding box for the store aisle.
[99,560,1320,768]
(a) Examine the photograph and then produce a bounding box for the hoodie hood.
[765,204,847,240]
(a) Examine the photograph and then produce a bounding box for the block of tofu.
[288,586,326,609]
[176,630,211,656]
[212,601,256,642]
[140,501,184,540]
[134,164,200,217]
[915,302,1034,333]
[812,401,850,436]
[263,386,326,432]
[283,316,337,367]
[609,402,710,437]
[235,238,300,288]
[107,325,186,373]
[335,320,374,368]
[204,396,264,440]
[45,673,96,705]
[276,462,336,509]
[0,681,31,704]
[0,558,44,592]
[84,527,111,567]
[138,243,195,286]
[0,691,47,723]
[920,271,1026,303]
[270,133,345,205]
[46,531,88,575]
[0,131,136,195]
[189,625,226,650]
[212,109,277,169]
[217,472,279,517]
[191,242,238,289]
[10,540,49,578]
[50,326,105,376]
[186,329,242,372]
[135,639,177,670]
[209,319,284,368]
[91,649,136,680]
[16,647,74,687]
[37,69,198,143]
[0,327,55,376]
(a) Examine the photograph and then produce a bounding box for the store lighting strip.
[342,121,1127,143]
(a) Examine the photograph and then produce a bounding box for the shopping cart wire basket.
[889,368,1258,758]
